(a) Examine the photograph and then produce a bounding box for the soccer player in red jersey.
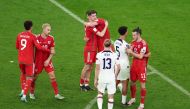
[80,10,108,91]
[16,20,50,102]
[84,10,111,52]
[30,23,64,100]
[126,27,151,109]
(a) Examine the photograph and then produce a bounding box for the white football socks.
[97,94,103,109]
[108,99,114,109]
[122,95,127,104]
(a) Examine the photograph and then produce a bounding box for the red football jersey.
[16,31,49,64]
[84,26,98,51]
[96,18,110,39]
[131,39,149,67]
[96,18,111,51]
[35,35,55,62]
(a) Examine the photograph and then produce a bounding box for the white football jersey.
[114,39,130,64]
[96,50,119,83]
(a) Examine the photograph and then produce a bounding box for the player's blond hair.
[42,23,51,29]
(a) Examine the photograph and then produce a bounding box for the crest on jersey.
[48,41,51,44]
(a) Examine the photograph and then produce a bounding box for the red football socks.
[130,85,136,98]
[30,78,36,94]
[51,78,59,95]
[84,79,89,86]
[140,88,146,104]
[20,73,26,90]
[80,78,84,85]
[23,78,32,95]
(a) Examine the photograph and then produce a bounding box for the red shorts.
[35,61,54,74]
[19,64,34,76]
[130,65,147,83]
[84,51,96,64]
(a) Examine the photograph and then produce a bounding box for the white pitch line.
[49,0,85,24]
[148,65,190,97]
[84,97,97,109]
[48,0,190,108]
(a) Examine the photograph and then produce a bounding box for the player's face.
[132,32,138,41]
[43,26,51,36]
[88,13,97,21]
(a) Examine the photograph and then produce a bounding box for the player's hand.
[126,48,132,54]
[84,37,89,42]
[44,59,50,67]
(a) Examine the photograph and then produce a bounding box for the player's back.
[16,31,35,64]
[97,50,118,83]
[97,18,110,39]
[114,39,130,63]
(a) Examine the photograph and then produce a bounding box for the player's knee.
[97,94,103,98]
[85,64,91,70]
[108,98,114,103]
[131,82,136,86]
[49,72,55,79]
[140,82,146,89]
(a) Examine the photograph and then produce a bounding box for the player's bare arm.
[94,64,100,88]
[144,52,151,58]
[83,36,89,42]
[126,48,144,59]
[115,64,121,79]
[96,20,108,37]
[84,21,98,27]
[44,47,55,67]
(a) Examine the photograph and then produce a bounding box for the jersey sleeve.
[97,19,105,25]
[96,53,100,64]
[140,41,147,54]
[125,42,130,49]
[51,37,55,47]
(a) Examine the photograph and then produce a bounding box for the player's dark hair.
[104,39,111,47]
[24,20,33,30]
[133,27,142,35]
[86,10,97,16]
[118,26,128,35]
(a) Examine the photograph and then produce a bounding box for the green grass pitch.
[0,0,190,109]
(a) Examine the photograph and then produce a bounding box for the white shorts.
[97,81,116,95]
[117,62,130,80]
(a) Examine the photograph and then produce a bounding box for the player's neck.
[119,35,125,40]
[41,33,48,38]
[136,37,142,42]
[104,47,111,51]
[26,30,32,33]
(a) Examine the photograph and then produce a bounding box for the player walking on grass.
[16,20,51,102]
[114,26,130,105]
[30,23,64,100]
[94,39,120,109]
[80,10,108,91]
[126,27,150,109]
